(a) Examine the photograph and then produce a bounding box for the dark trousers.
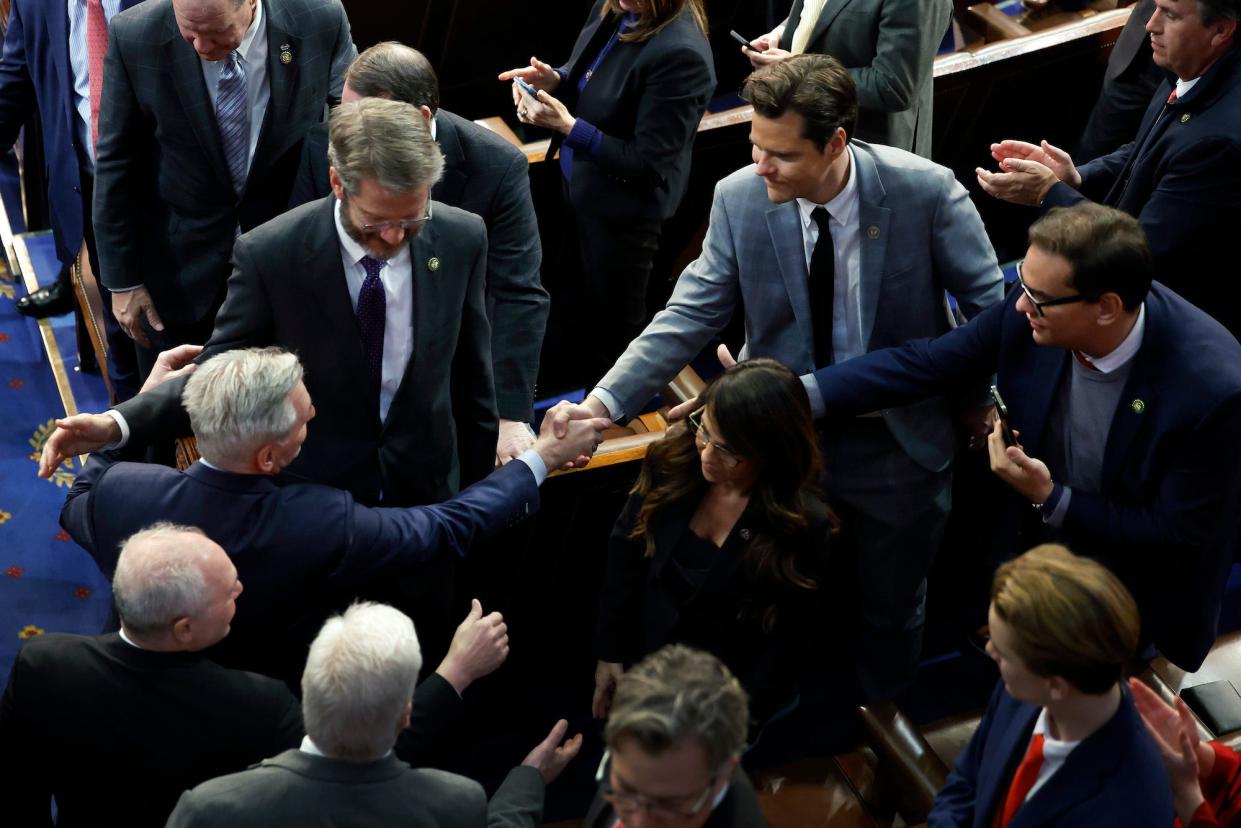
[822,417,952,702]
[81,173,140,403]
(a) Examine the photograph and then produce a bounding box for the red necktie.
[87,0,109,148]
[1167,88,1178,104]
[1072,351,1099,371]
[993,733,1046,828]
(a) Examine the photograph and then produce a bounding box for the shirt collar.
[300,734,392,759]
[1175,76,1200,99]
[796,146,859,229]
[1085,303,1145,373]
[118,627,142,649]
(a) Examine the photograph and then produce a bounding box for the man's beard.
[339,193,404,260]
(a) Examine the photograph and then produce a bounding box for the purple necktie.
[357,256,386,379]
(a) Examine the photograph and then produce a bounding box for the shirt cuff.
[801,373,827,419]
[1042,483,1070,528]
[564,118,602,155]
[515,448,548,486]
[554,67,569,87]
[590,387,623,421]
[104,409,131,450]
[108,284,144,293]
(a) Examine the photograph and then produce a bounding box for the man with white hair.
[166,602,580,826]
[57,345,609,684]
[0,524,303,828]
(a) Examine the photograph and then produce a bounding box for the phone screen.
[990,385,1017,447]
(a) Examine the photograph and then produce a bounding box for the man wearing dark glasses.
[810,203,1241,674]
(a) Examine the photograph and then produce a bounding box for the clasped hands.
[976,139,1082,207]
[497,57,576,135]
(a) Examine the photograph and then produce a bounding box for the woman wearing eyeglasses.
[592,358,832,730]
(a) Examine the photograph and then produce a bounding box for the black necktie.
[808,207,836,367]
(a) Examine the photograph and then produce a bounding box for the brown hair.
[991,544,1139,694]
[345,42,440,113]
[1027,204,1152,311]
[741,53,857,148]
[602,0,708,43]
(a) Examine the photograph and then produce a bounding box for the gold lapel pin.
[1131,399,1146,414]
[867,225,880,240]
[427,257,440,272]
[1180,113,1190,124]
[280,44,293,65]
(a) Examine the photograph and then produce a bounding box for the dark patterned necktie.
[216,51,250,194]
[808,207,836,367]
[357,256,387,379]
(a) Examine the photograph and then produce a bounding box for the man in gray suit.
[94,0,356,377]
[557,55,1004,700]
[165,602,581,827]
[745,0,952,157]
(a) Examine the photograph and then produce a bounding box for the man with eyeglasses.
[808,203,1241,674]
[586,644,765,828]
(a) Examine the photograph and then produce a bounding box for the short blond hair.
[991,544,1139,693]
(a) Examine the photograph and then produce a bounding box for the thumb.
[717,343,737,369]
[1005,445,1034,470]
[468,598,483,620]
[143,300,165,332]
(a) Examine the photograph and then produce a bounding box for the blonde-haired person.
[929,544,1174,827]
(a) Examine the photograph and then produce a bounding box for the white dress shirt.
[68,0,122,170]
[1024,707,1081,802]
[334,201,414,424]
[199,0,270,176]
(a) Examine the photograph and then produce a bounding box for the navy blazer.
[60,452,539,679]
[929,682,1173,827]
[811,284,1241,670]
[1044,45,1241,337]
[0,0,141,265]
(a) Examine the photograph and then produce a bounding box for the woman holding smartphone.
[498,0,715,391]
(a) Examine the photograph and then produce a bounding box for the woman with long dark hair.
[592,358,832,728]
[498,0,715,390]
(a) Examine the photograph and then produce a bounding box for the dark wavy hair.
[603,0,708,43]
[629,359,824,627]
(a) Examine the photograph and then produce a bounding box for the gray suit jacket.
[164,750,545,827]
[598,141,1003,473]
[93,0,356,325]
[781,0,951,156]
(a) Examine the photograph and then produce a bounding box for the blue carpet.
[0,235,111,688]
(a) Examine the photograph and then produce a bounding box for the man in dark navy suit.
[810,204,1241,672]
[0,0,141,397]
[978,0,1241,338]
[58,346,609,682]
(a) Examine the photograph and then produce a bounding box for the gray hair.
[113,523,212,635]
[604,645,749,772]
[182,347,304,465]
[302,602,424,760]
[346,42,440,112]
[328,97,444,195]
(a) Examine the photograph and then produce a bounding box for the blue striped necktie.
[216,51,250,194]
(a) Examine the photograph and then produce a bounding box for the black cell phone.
[991,385,1017,447]
[729,30,755,51]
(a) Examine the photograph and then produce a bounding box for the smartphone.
[513,77,539,99]
[729,30,755,51]
[990,385,1017,447]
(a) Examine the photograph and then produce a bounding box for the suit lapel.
[166,15,232,189]
[1016,348,1069,456]
[976,702,1039,826]
[767,202,817,358]
[811,0,859,44]
[382,208,441,433]
[1102,307,1160,491]
[50,0,75,130]
[852,147,890,350]
[250,2,300,183]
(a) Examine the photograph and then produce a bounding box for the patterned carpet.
[0,243,112,688]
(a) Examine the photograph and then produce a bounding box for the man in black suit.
[93,0,356,376]
[290,43,549,464]
[0,524,303,828]
[55,346,607,684]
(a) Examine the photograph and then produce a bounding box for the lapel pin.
[867,225,880,240]
[280,44,293,65]
[1131,399,1146,414]
[427,256,440,272]
[739,528,752,541]
[1180,113,1191,124]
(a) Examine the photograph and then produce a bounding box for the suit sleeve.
[595,493,648,664]
[596,179,741,417]
[394,673,465,769]
[931,171,1004,320]
[0,650,55,827]
[927,682,1005,828]
[0,1,36,150]
[93,23,152,292]
[451,222,500,487]
[287,124,330,210]
[485,151,548,423]
[845,0,950,115]
[486,767,546,828]
[324,0,356,103]
[58,451,120,556]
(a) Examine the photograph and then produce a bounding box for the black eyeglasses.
[1015,260,1090,318]
[686,409,743,469]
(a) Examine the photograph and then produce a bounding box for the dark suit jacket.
[92,0,356,325]
[1044,45,1241,337]
[584,765,766,828]
[551,0,715,221]
[928,683,1173,827]
[596,490,831,725]
[165,751,546,827]
[60,452,537,680]
[290,109,549,421]
[781,0,951,156]
[0,632,303,828]
[111,195,497,507]
[0,0,141,266]
[811,284,1241,670]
